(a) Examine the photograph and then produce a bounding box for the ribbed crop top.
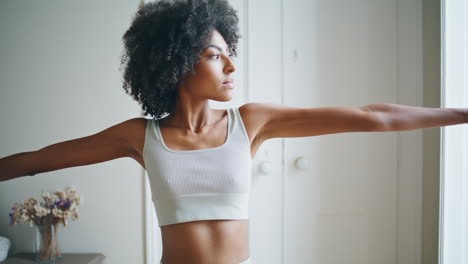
[142,107,252,227]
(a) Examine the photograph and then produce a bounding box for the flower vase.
[34,223,63,263]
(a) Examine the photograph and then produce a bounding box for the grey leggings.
[160,257,251,264]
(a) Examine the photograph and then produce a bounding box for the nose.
[224,56,236,73]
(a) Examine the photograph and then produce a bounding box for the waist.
[161,219,250,263]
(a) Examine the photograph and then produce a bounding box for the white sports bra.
[142,107,252,227]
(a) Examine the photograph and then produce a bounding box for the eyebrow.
[204,44,230,54]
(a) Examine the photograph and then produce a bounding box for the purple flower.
[63,200,71,209]
[54,199,71,210]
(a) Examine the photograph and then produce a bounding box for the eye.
[210,54,220,59]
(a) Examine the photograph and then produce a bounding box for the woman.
[0,0,466,263]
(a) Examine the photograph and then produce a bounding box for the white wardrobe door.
[282,0,422,263]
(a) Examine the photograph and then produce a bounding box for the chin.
[212,94,233,102]
[218,97,233,102]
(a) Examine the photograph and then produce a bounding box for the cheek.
[197,66,220,82]
[191,61,222,84]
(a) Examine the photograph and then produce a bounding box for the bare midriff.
[160,219,250,264]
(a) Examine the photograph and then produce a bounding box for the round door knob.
[258,161,273,174]
[294,156,308,170]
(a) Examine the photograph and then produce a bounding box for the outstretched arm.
[367,103,467,131]
[0,118,146,182]
[242,102,467,141]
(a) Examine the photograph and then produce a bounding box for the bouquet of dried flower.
[8,186,84,262]
[8,186,83,228]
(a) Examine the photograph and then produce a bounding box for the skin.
[1,29,467,263]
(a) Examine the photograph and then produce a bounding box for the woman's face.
[179,29,236,102]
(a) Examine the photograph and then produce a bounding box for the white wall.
[0,1,145,263]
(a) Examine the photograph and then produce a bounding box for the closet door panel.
[283,1,402,263]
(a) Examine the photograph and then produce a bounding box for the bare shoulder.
[237,102,273,143]
[114,117,148,159]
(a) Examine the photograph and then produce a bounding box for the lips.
[223,79,234,84]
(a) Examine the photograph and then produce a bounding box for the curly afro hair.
[120,0,241,119]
